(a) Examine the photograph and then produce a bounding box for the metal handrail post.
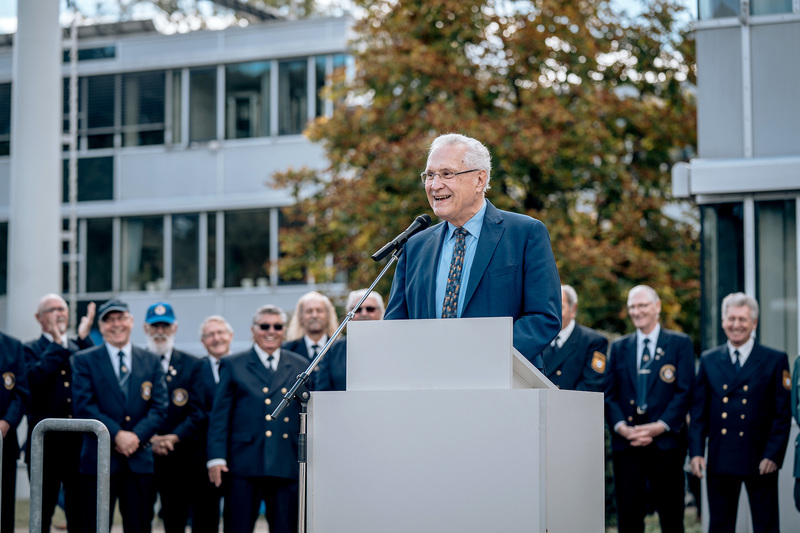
[30,418,111,533]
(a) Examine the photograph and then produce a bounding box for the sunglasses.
[255,323,284,331]
[355,306,377,314]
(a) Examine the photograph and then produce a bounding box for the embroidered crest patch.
[591,352,606,374]
[783,370,792,391]
[141,381,153,401]
[659,364,676,384]
[172,388,188,407]
[2,372,14,390]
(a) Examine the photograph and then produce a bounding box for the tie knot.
[455,227,467,237]
[643,338,650,345]
[118,350,125,358]
[734,349,740,356]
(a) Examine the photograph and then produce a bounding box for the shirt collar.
[106,342,132,358]
[636,323,661,347]
[557,320,576,346]
[445,199,487,239]
[304,335,327,356]
[253,343,280,369]
[43,332,68,346]
[727,336,755,361]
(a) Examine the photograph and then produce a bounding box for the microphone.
[371,214,432,261]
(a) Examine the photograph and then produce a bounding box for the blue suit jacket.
[0,332,29,458]
[792,355,800,478]
[690,342,791,476]
[207,347,307,480]
[544,324,609,392]
[71,344,168,475]
[605,328,694,451]
[384,201,562,366]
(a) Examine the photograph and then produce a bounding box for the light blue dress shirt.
[435,200,487,318]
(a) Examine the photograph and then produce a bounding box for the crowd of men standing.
[0,288,382,533]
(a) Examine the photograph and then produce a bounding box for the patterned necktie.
[636,339,651,414]
[442,228,468,318]
[733,349,741,372]
[118,350,130,394]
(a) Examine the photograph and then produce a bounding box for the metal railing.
[29,418,110,533]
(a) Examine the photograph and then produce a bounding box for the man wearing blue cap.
[143,302,206,533]
[72,299,168,533]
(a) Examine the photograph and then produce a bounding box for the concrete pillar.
[8,0,62,339]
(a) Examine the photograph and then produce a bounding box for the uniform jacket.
[792,355,800,478]
[71,344,168,475]
[605,328,694,452]
[0,332,29,456]
[23,334,93,461]
[544,324,608,392]
[384,201,562,366]
[314,338,347,392]
[690,342,791,476]
[155,349,207,453]
[281,338,320,388]
[207,347,307,480]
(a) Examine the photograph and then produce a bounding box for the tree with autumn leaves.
[273,0,699,344]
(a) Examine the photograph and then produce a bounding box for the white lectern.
[307,317,604,532]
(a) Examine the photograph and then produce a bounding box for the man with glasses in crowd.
[384,133,561,371]
[316,289,385,391]
[605,285,695,533]
[207,305,307,533]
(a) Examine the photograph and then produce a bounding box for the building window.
[122,71,166,147]
[172,213,200,290]
[699,0,739,18]
[0,83,9,156]
[278,59,308,135]
[62,157,114,203]
[86,218,113,293]
[207,213,217,289]
[189,67,217,143]
[315,56,326,119]
[63,46,116,63]
[121,216,164,291]
[755,200,797,357]
[751,0,792,15]
[171,70,182,145]
[86,75,116,149]
[701,203,745,350]
[278,207,307,285]
[225,61,271,139]
[224,209,270,288]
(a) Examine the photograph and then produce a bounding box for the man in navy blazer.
[283,291,338,389]
[0,330,28,533]
[142,302,206,533]
[542,285,608,391]
[384,134,561,370]
[690,293,791,533]
[605,285,694,533]
[72,299,168,533]
[23,294,94,533]
[207,305,307,533]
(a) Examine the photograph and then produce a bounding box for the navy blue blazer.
[23,334,93,461]
[0,332,29,456]
[71,344,168,475]
[544,324,608,392]
[605,328,694,452]
[282,338,322,389]
[690,342,791,476]
[207,347,307,480]
[314,338,347,392]
[157,349,206,449]
[384,201,562,366]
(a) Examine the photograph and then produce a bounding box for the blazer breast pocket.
[488,265,517,278]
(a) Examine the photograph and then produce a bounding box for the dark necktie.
[636,339,651,414]
[118,350,129,395]
[442,228,468,319]
[311,344,319,360]
[265,354,274,373]
[214,359,220,383]
[733,349,741,372]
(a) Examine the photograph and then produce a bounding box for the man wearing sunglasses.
[385,133,561,371]
[206,305,307,533]
[316,289,385,391]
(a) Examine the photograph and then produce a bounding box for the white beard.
[147,335,175,356]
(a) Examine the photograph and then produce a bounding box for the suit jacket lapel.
[462,202,503,312]
[623,335,638,389]
[99,346,126,407]
[548,328,578,372]
[169,350,183,378]
[128,347,151,406]
[730,342,761,389]
[247,348,274,385]
[713,346,737,384]
[419,223,447,318]
[646,330,670,395]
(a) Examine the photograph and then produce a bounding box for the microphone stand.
[271,246,404,533]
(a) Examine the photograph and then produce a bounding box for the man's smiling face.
[425,144,486,228]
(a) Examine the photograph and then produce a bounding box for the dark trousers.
[707,472,779,533]
[227,475,298,533]
[27,433,84,533]
[154,454,197,533]
[192,470,228,533]
[82,468,155,533]
[612,446,686,533]
[0,432,17,533]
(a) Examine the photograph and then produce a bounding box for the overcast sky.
[0,0,697,35]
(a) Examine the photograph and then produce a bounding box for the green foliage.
[273,0,700,345]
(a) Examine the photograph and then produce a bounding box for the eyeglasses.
[420,169,480,183]
[354,306,377,314]
[255,323,284,331]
